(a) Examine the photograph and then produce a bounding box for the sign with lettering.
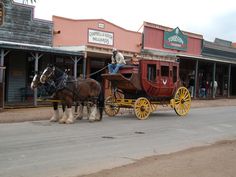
[88,29,113,46]
[164,27,188,51]
[0,3,3,25]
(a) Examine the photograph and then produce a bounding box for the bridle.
[40,66,55,84]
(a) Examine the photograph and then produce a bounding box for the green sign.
[164,27,188,51]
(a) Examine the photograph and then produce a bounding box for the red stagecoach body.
[103,58,181,100]
[102,58,190,120]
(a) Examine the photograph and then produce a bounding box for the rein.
[85,65,108,78]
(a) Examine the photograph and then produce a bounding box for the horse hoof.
[59,119,66,124]
[76,116,83,120]
[50,118,58,122]
[89,120,95,123]
[66,120,74,124]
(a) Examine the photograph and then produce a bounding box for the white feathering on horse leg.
[50,109,60,122]
[75,104,83,120]
[66,108,75,124]
[59,109,68,124]
[95,107,101,121]
[89,105,97,122]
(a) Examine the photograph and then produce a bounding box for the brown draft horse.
[40,65,104,124]
[30,72,66,120]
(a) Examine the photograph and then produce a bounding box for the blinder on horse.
[40,66,55,84]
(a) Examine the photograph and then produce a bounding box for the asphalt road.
[0,106,236,177]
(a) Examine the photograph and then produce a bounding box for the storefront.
[53,16,142,96]
[201,39,236,97]
[0,1,84,108]
[142,22,204,98]
[141,22,236,99]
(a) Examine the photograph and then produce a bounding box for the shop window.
[173,66,177,82]
[147,64,156,82]
[0,3,4,26]
[161,66,169,77]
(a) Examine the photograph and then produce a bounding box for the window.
[147,64,156,82]
[161,66,169,77]
[0,3,3,26]
[173,66,177,82]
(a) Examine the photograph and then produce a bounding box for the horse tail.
[98,87,104,120]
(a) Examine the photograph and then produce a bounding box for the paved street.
[0,106,236,177]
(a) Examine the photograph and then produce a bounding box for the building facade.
[0,0,83,109]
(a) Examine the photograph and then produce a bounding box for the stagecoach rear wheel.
[104,96,120,117]
[172,86,191,116]
[134,97,151,120]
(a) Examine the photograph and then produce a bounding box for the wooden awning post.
[0,49,10,83]
[71,56,82,79]
[228,64,231,98]
[83,52,87,79]
[31,52,43,106]
[212,62,216,99]
[194,59,199,99]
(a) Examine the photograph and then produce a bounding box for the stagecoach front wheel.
[172,87,191,116]
[134,97,151,120]
[104,96,120,117]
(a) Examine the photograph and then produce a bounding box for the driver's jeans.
[108,63,125,74]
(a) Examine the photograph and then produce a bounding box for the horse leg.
[75,102,83,120]
[86,102,92,120]
[88,102,98,122]
[66,105,75,124]
[50,102,60,122]
[65,99,75,124]
[97,90,104,121]
[59,104,68,124]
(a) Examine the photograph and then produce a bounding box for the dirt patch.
[78,139,236,177]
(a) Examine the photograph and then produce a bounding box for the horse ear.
[47,64,54,68]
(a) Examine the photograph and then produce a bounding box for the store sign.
[0,3,3,25]
[88,29,113,46]
[164,27,188,51]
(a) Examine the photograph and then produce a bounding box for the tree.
[23,0,36,4]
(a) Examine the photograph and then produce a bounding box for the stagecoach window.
[147,64,156,82]
[173,66,177,82]
[0,3,4,26]
[161,66,169,77]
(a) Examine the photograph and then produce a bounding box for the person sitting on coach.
[108,48,126,74]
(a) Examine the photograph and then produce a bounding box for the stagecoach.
[102,57,191,120]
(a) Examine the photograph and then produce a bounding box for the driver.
[108,48,126,74]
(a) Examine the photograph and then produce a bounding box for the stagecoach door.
[159,62,173,96]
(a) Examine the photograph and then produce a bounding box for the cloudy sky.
[16,0,236,42]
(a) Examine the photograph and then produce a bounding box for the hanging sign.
[164,27,188,51]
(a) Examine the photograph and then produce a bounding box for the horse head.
[40,66,55,84]
[31,72,42,90]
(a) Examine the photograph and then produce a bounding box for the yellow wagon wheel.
[104,96,120,117]
[172,87,191,116]
[134,97,151,120]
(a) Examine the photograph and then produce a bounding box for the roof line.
[53,16,141,34]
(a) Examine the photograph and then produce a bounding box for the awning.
[0,40,85,57]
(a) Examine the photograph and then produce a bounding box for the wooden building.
[0,0,84,108]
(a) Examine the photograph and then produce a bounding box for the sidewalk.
[0,98,236,123]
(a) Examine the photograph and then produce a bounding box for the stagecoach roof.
[0,40,85,56]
